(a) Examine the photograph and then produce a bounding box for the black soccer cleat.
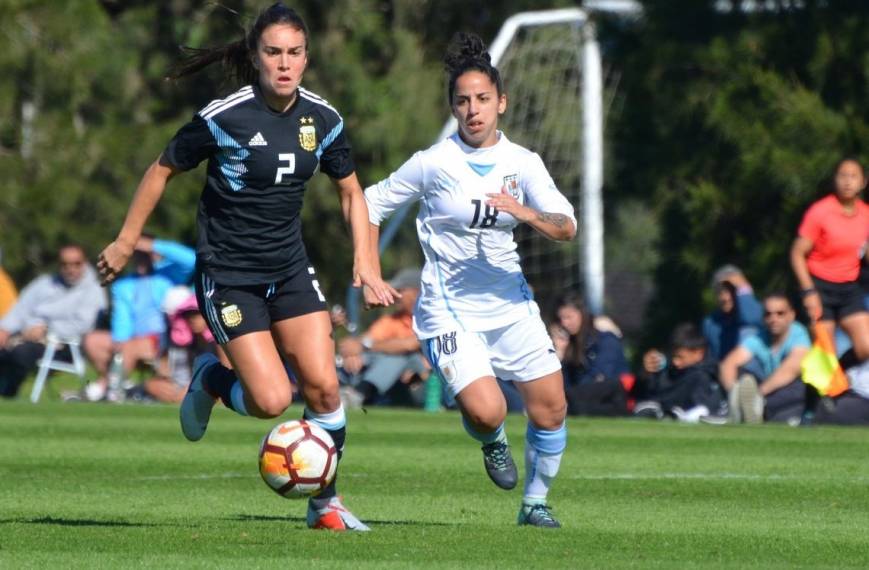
[517,502,561,528]
[481,441,518,490]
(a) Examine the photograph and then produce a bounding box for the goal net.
[489,14,590,318]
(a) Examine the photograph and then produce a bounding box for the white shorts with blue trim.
[422,313,561,396]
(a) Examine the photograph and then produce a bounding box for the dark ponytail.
[443,32,503,105]
[167,2,308,85]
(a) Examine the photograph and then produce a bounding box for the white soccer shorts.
[422,313,562,396]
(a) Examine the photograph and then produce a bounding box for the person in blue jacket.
[82,238,195,400]
[701,265,763,361]
[134,234,196,285]
[554,292,630,416]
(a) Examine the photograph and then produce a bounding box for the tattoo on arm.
[536,211,569,228]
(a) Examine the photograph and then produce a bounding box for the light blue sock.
[229,382,248,416]
[462,416,507,446]
[523,422,566,504]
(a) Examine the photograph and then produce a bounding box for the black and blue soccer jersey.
[163,84,354,286]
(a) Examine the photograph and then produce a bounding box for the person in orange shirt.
[338,268,428,405]
[0,266,17,319]
[791,157,869,360]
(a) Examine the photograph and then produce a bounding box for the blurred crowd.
[1,246,867,427]
[2,162,868,427]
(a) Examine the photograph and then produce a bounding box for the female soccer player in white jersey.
[97,3,397,531]
[365,33,577,528]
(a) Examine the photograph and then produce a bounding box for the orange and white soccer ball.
[258,420,337,499]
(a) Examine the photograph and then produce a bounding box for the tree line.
[1,0,866,342]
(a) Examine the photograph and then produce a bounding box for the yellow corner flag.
[801,324,848,397]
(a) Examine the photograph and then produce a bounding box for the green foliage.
[3,0,868,339]
[606,1,869,345]
[0,0,442,305]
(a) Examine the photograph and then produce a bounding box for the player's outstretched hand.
[486,186,534,223]
[355,267,399,309]
[97,240,134,286]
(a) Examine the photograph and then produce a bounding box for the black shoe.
[481,441,518,490]
[517,502,561,528]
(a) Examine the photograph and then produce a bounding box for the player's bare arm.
[333,173,398,307]
[98,156,177,285]
[485,187,576,241]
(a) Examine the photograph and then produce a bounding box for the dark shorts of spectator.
[815,391,869,425]
[762,378,805,423]
[812,276,866,322]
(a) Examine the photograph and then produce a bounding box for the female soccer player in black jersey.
[97,3,395,531]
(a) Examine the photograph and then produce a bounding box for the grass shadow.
[0,516,155,527]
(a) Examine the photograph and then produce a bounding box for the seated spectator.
[134,235,196,286]
[0,248,17,318]
[814,356,869,425]
[0,244,106,398]
[139,289,219,403]
[554,291,630,416]
[83,249,175,401]
[338,268,428,406]
[719,292,810,424]
[633,323,724,422]
[702,265,763,361]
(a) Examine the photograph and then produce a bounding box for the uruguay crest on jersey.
[299,116,317,152]
[503,173,520,198]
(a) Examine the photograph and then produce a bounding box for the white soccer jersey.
[365,132,577,339]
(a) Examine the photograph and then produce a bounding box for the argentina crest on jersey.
[503,174,520,199]
[299,116,317,152]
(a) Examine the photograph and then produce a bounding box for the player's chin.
[272,81,298,96]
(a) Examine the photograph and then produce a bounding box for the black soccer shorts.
[195,265,328,344]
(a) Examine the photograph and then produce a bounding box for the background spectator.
[83,238,194,400]
[719,293,810,424]
[554,291,630,416]
[0,249,17,319]
[138,289,218,403]
[634,323,724,422]
[83,242,189,400]
[814,356,869,425]
[702,264,763,361]
[134,235,196,286]
[338,268,428,407]
[0,244,106,398]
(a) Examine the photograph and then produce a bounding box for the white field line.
[566,472,869,483]
[133,472,869,483]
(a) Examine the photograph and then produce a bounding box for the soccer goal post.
[347,8,605,326]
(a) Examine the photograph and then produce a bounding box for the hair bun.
[444,32,490,72]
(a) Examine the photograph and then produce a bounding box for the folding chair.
[30,333,87,403]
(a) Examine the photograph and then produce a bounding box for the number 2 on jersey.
[274,153,296,184]
[470,199,498,229]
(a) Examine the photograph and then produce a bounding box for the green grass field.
[2,399,869,569]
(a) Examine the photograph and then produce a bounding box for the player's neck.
[261,87,298,114]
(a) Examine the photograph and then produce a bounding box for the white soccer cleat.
[306,496,371,531]
[179,353,219,441]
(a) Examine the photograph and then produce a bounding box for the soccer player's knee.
[530,401,566,430]
[253,391,291,418]
[467,408,504,432]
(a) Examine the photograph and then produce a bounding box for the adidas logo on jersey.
[248,132,268,146]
